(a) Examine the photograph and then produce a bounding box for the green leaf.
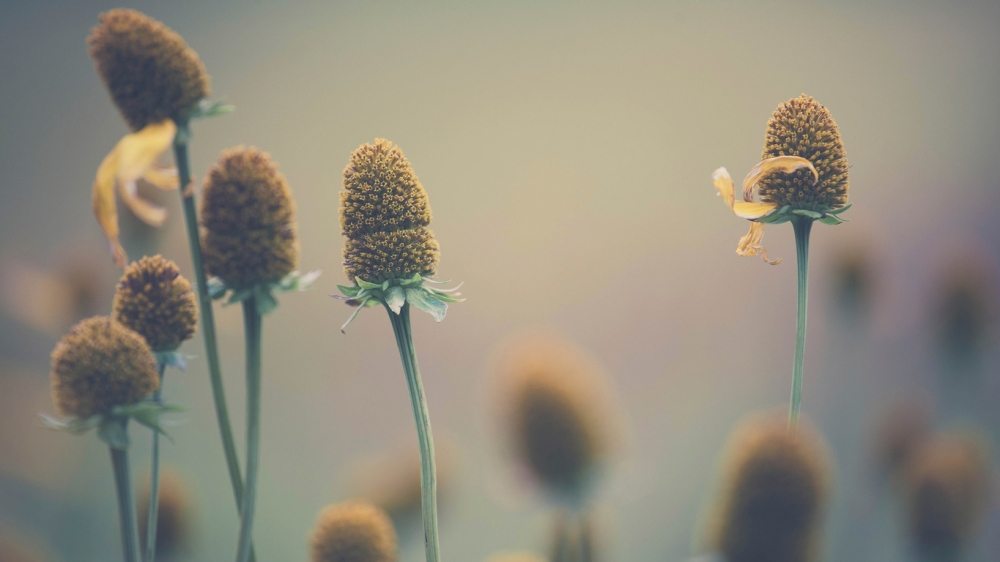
[39,413,100,434]
[98,418,129,450]
[188,99,235,121]
[422,277,452,285]
[154,351,188,371]
[400,273,424,287]
[779,205,792,214]
[340,298,369,333]
[792,209,823,219]
[337,284,361,298]
[385,286,406,314]
[405,288,447,322]
[225,287,253,306]
[356,278,380,290]
[428,290,465,303]
[207,277,227,299]
[254,286,279,316]
[827,203,852,215]
[819,214,847,225]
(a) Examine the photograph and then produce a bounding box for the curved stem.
[172,124,256,562]
[788,218,813,427]
[235,297,262,562]
[144,362,167,562]
[386,304,441,562]
[110,420,140,562]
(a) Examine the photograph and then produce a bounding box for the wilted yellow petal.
[736,222,781,265]
[742,156,818,203]
[116,120,176,183]
[118,180,167,226]
[713,167,736,209]
[142,164,179,190]
[92,145,127,267]
[732,200,778,220]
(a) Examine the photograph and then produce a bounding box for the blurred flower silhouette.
[931,256,998,371]
[310,501,398,562]
[137,468,194,561]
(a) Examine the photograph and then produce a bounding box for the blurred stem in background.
[387,304,441,562]
[788,217,812,427]
[172,122,256,562]
[110,419,141,562]
[235,297,263,562]
[144,361,168,562]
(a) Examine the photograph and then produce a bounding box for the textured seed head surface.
[113,255,197,351]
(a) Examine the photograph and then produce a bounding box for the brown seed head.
[310,501,398,562]
[113,255,197,352]
[710,413,832,562]
[137,469,193,558]
[757,94,849,212]
[201,147,298,287]
[340,140,439,283]
[50,316,158,419]
[904,434,992,555]
[87,9,209,131]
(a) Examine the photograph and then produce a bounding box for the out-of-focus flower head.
[310,501,398,562]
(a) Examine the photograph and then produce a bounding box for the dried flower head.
[137,469,193,558]
[310,501,398,562]
[87,9,209,131]
[904,434,992,556]
[757,94,849,212]
[201,147,298,287]
[710,413,832,562]
[50,316,158,419]
[113,255,197,351]
[499,332,617,498]
[341,139,439,282]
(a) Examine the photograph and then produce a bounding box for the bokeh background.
[2,0,1000,560]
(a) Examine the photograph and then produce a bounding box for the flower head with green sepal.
[337,139,462,330]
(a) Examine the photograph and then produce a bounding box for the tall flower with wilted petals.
[87,9,212,266]
[336,139,463,562]
[712,94,851,425]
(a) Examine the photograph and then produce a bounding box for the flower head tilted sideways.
[88,9,231,267]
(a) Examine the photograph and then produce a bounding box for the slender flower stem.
[173,123,256,562]
[788,218,813,427]
[110,419,141,562]
[144,361,168,562]
[235,297,262,562]
[386,304,441,562]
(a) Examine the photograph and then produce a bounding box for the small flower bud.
[113,255,197,352]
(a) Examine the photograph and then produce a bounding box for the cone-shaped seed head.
[757,94,849,211]
[711,414,832,562]
[112,255,197,352]
[905,434,992,555]
[87,9,209,131]
[201,147,298,287]
[340,139,439,282]
[50,316,158,418]
[310,501,398,562]
[137,469,192,558]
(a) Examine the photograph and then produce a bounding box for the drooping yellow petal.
[713,167,736,209]
[736,222,781,265]
[91,119,177,267]
[715,167,779,219]
[732,200,779,220]
[142,164,180,190]
[742,156,818,203]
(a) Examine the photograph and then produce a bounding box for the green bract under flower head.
[50,316,158,419]
[87,9,209,131]
[757,94,849,212]
[310,501,398,562]
[201,146,298,288]
[113,255,197,352]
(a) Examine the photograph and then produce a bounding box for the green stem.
[172,124,255,562]
[144,362,167,562]
[788,218,813,427]
[386,304,441,562]
[110,420,140,562]
[236,297,262,562]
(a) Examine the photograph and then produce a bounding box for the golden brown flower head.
[310,501,398,562]
[904,434,992,556]
[201,147,298,287]
[710,413,832,562]
[137,469,193,559]
[87,9,209,131]
[50,316,158,419]
[756,94,849,211]
[340,139,439,282]
[112,255,197,352]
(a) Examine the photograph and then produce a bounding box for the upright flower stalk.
[200,147,317,562]
[713,94,851,426]
[86,7,245,548]
[337,139,463,562]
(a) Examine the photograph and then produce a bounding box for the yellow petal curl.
[737,222,781,265]
[713,167,780,265]
[741,156,817,203]
[92,120,178,267]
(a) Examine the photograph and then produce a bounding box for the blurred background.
[1,0,999,560]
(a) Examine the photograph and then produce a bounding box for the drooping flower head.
[50,316,159,419]
[113,255,197,352]
[340,139,439,283]
[904,434,992,558]
[88,8,209,131]
[714,94,850,263]
[137,468,193,559]
[201,147,298,289]
[708,413,832,562]
[310,501,398,562]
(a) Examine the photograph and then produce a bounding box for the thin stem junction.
[386,304,441,562]
[235,296,263,562]
[788,217,813,426]
[109,419,140,562]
